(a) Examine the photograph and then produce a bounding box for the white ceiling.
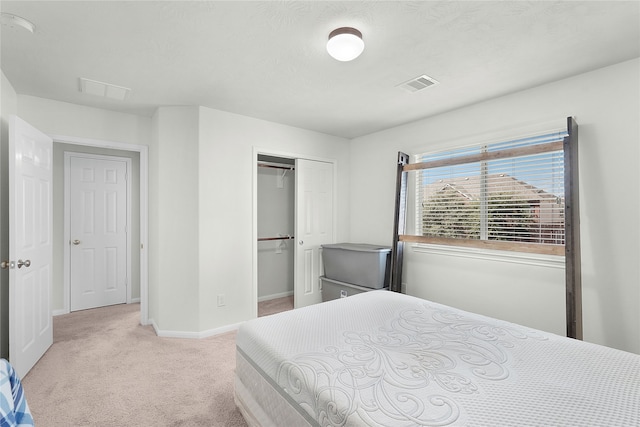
[1,1,639,139]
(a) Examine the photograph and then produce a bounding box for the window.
[415,130,567,255]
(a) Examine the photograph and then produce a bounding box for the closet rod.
[257,162,295,171]
[257,235,295,242]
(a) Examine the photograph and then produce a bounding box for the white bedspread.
[236,291,639,427]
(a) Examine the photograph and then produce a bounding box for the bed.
[235,290,639,427]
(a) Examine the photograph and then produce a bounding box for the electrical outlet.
[217,294,226,307]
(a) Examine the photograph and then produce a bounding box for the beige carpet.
[21,303,254,426]
[258,295,294,317]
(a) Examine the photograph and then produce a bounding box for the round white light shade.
[0,13,36,33]
[327,27,364,62]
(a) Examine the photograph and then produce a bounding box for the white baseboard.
[258,290,293,303]
[53,300,140,317]
[53,306,239,339]
[151,319,242,339]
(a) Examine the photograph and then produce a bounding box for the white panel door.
[69,155,127,311]
[8,115,53,379]
[294,159,334,308]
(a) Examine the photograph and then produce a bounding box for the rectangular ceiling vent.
[79,77,131,101]
[397,75,439,93]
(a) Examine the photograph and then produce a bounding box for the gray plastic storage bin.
[321,243,391,289]
[321,276,386,302]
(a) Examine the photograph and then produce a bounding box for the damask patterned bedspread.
[236,291,639,427]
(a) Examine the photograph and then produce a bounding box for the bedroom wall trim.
[152,319,241,339]
[52,299,139,316]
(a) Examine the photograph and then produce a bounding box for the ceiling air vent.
[397,75,439,93]
[79,77,131,101]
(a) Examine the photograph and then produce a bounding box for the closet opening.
[256,155,295,317]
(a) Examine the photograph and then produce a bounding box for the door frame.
[252,147,337,318]
[51,134,149,325]
[64,152,132,311]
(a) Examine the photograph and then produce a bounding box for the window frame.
[408,129,568,257]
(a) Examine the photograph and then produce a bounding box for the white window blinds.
[415,130,567,254]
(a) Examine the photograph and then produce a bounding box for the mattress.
[235,290,639,427]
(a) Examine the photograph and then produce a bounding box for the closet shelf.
[258,235,294,242]
[257,162,295,171]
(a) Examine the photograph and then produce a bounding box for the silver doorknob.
[299,240,304,245]
[72,240,81,245]
[0,260,8,270]
[17,259,31,268]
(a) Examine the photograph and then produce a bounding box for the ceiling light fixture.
[0,12,36,33]
[326,27,364,62]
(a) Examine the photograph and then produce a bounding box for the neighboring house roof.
[423,173,564,224]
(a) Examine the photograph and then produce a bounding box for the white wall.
[0,70,18,358]
[149,106,350,335]
[257,166,294,300]
[197,107,350,333]
[349,58,640,353]
[17,96,152,146]
[150,106,200,332]
[6,94,350,336]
